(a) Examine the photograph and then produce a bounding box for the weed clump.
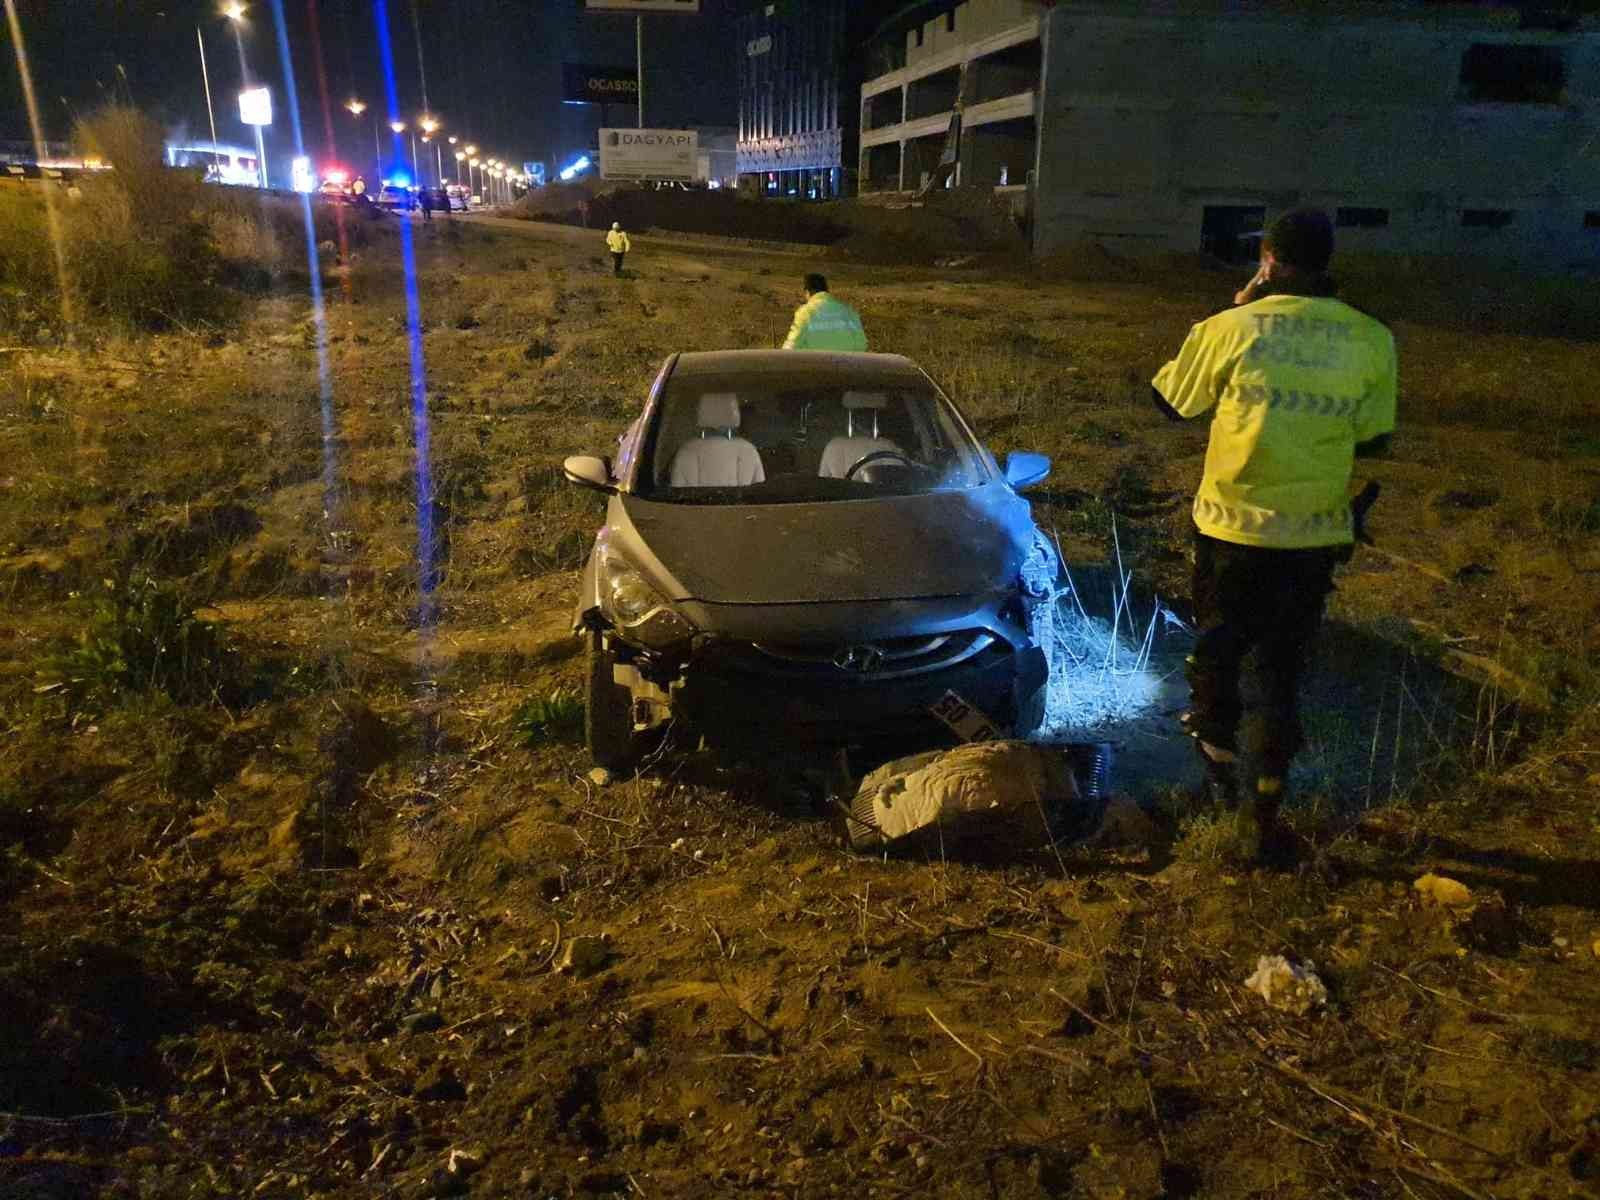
[513,689,584,746]
[0,103,376,337]
[52,575,241,709]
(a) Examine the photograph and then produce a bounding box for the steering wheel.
[845,449,924,481]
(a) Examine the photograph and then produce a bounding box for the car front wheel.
[586,627,640,773]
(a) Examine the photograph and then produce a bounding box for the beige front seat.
[819,392,900,479]
[670,393,766,487]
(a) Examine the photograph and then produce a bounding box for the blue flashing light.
[558,154,591,182]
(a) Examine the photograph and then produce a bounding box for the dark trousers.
[611,252,625,276]
[1186,531,1342,779]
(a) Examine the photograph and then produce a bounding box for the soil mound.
[511,183,1026,262]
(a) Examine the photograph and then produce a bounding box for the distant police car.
[377,184,414,212]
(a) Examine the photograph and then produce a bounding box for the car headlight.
[598,543,694,648]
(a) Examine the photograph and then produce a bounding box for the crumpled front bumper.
[671,636,1046,747]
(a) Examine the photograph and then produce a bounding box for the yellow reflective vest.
[782,292,868,351]
[606,229,631,253]
[1153,293,1397,549]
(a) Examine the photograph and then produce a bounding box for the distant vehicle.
[377,184,414,212]
[318,179,352,203]
[445,184,471,212]
[562,350,1054,771]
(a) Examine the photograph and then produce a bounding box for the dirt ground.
[2,209,1599,1200]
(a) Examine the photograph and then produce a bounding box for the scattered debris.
[401,1009,444,1035]
[557,933,614,979]
[842,741,1076,850]
[1085,796,1157,848]
[1244,955,1329,1015]
[415,1063,468,1103]
[1413,873,1473,908]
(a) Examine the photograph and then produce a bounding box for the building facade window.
[1461,209,1515,229]
[946,11,956,33]
[1460,44,1566,105]
[1336,207,1389,229]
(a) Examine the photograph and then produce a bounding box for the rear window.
[635,371,990,504]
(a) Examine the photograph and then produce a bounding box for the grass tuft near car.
[564,350,1055,771]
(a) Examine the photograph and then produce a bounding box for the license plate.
[929,690,1004,743]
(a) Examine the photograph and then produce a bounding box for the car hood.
[614,487,1033,605]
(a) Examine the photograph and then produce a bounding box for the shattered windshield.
[636,371,990,504]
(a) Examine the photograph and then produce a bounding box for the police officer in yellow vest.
[1153,209,1397,864]
[606,222,631,277]
[782,274,868,351]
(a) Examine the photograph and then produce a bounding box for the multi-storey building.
[856,2,1600,267]
[860,0,1046,199]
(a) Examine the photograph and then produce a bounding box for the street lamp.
[388,120,418,182]
[346,98,377,179]
[223,4,268,189]
[453,149,465,189]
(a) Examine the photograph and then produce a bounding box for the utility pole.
[197,28,218,161]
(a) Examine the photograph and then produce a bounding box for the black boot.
[1233,777,1293,867]
[1184,722,1240,811]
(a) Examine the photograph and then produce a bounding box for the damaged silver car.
[562,350,1054,771]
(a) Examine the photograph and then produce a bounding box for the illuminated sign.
[600,128,697,182]
[563,64,640,105]
[239,87,272,127]
[291,155,315,193]
[584,0,699,11]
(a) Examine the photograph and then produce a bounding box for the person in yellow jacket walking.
[606,222,631,277]
[1152,209,1397,865]
[782,274,867,351]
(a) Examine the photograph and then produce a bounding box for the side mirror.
[1004,451,1051,491]
[563,455,616,494]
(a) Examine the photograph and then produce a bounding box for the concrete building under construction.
[857,1,1600,267]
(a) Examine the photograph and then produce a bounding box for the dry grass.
[0,207,1596,1197]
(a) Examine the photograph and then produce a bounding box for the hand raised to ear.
[1234,263,1272,306]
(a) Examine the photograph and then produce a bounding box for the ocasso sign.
[563,64,639,105]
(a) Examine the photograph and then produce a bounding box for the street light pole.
[196,27,219,172]
[347,98,373,180]
[390,120,406,187]
[225,5,267,188]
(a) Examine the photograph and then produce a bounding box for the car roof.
[670,350,926,385]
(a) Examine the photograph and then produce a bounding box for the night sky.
[3,0,738,181]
